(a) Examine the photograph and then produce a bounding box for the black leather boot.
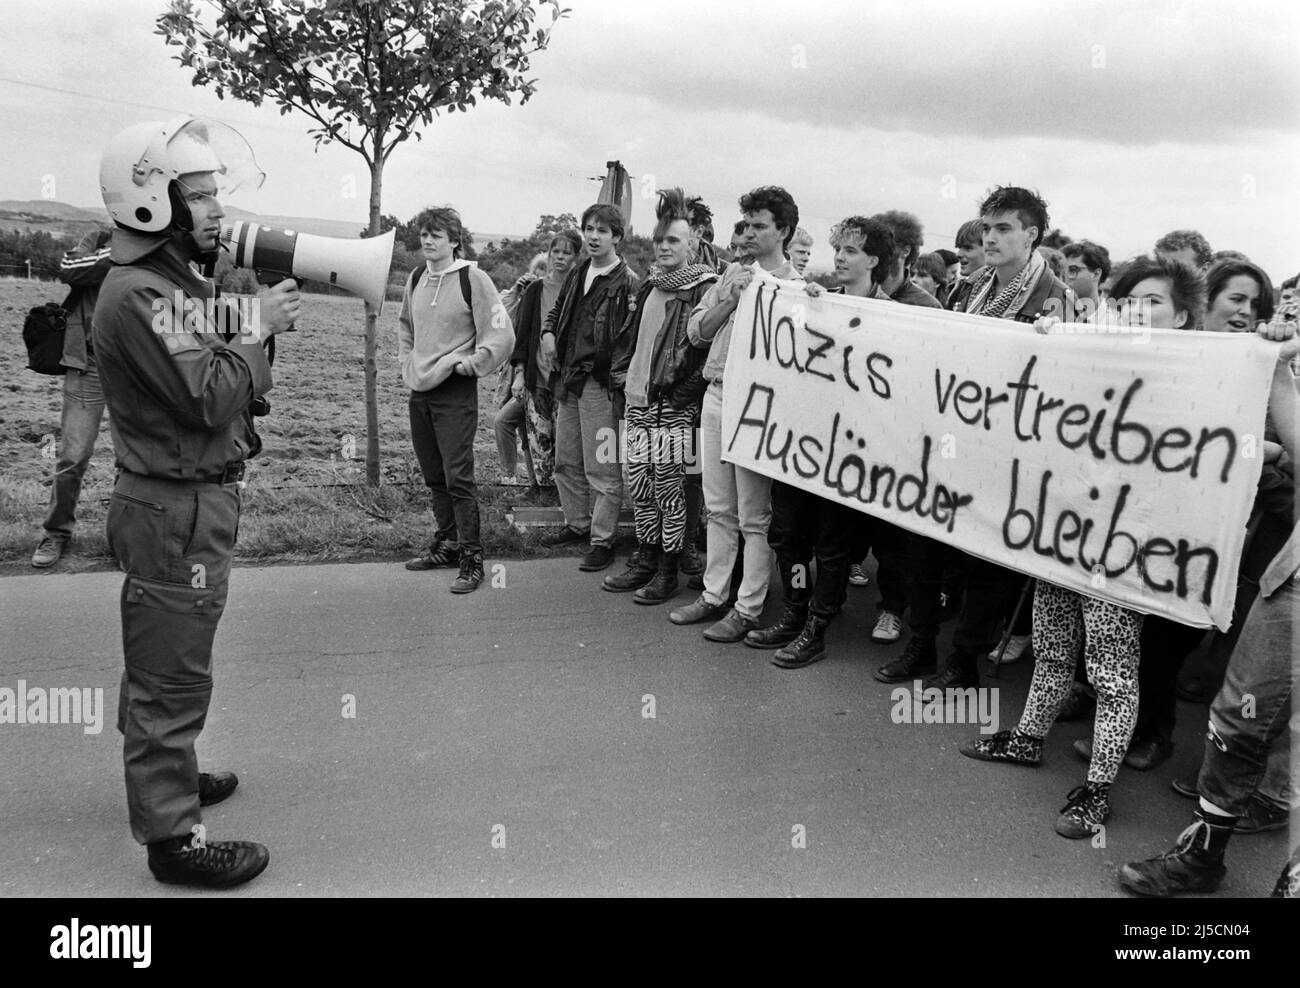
[1118,809,1234,896]
[873,636,938,683]
[771,614,830,669]
[743,604,808,650]
[634,550,679,604]
[604,542,660,592]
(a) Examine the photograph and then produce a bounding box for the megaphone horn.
[220,221,396,310]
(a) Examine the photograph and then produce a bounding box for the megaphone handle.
[256,270,304,332]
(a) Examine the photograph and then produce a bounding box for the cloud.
[552,0,1299,145]
[2,0,1296,278]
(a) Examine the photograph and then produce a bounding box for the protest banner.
[720,272,1278,630]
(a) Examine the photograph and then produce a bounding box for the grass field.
[0,276,566,573]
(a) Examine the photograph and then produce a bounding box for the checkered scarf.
[649,263,717,292]
[965,249,1047,319]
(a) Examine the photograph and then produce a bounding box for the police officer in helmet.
[94,117,299,888]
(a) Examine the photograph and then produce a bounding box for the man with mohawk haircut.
[606,188,719,604]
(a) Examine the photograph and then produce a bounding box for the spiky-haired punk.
[686,195,713,233]
[654,186,691,241]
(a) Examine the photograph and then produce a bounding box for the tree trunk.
[364,159,384,487]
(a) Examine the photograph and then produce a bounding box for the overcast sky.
[1,0,1297,275]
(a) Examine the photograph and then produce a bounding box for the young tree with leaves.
[156,0,567,484]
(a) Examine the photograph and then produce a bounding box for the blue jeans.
[43,358,106,540]
[1198,574,1298,817]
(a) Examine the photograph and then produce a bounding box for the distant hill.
[0,200,518,252]
[0,200,110,240]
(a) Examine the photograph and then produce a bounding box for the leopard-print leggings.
[1017,581,1143,785]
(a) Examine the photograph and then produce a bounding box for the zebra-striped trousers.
[625,403,696,553]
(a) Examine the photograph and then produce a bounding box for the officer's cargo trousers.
[108,471,239,845]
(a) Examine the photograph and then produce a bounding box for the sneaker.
[31,535,68,568]
[1235,794,1287,835]
[541,525,590,548]
[579,544,615,572]
[450,552,484,594]
[405,539,459,571]
[1118,816,1230,896]
[848,563,870,587]
[959,729,1043,767]
[870,611,903,643]
[1056,782,1110,839]
[873,636,937,683]
[669,595,729,626]
[703,608,759,643]
[147,834,270,888]
[1124,737,1173,771]
[198,771,239,807]
[1056,682,1096,722]
[988,633,1032,664]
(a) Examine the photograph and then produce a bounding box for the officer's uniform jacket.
[92,228,272,481]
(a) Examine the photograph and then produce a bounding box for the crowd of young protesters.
[392,186,1298,899]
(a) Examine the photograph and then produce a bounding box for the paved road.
[0,556,1287,897]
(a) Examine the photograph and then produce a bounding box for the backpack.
[23,292,75,375]
[407,265,473,308]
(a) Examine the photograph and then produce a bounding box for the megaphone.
[220,221,395,310]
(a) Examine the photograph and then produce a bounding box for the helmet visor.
[166,118,265,198]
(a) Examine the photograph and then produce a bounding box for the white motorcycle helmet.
[99,116,265,234]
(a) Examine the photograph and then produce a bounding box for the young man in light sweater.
[400,206,515,593]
